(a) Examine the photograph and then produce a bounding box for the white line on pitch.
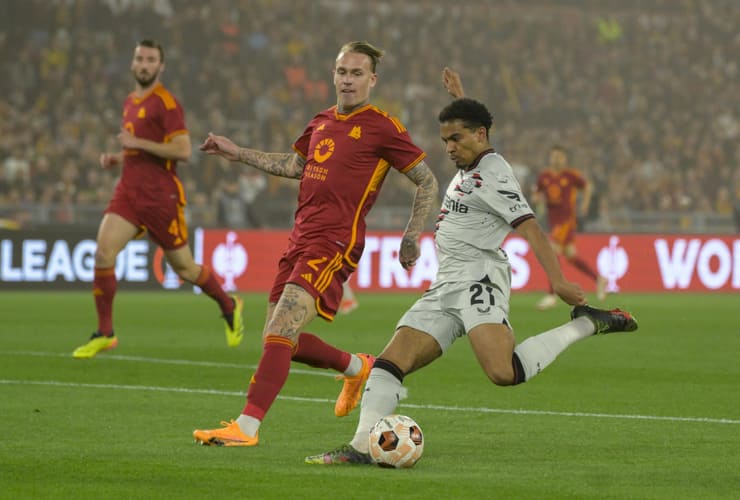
[0,350,335,377]
[1,379,738,426]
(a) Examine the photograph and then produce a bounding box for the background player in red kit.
[72,40,244,358]
[533,145,607,310]
[192,41,439,447]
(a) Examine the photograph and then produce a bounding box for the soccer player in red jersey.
[533,145,607,310]
[192,41,439,447]
[72,40,244,359]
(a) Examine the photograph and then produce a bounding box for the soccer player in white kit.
[305,69,638,465]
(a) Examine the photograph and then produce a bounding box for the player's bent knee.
[94,247,118,267]
[380,327,442,375]
[484,365,516,386]
[172,263,199,282]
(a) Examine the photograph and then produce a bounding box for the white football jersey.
[433,149,535,284]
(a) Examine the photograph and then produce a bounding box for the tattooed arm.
[399,160,439,270]
[199,132,305,179]
[236,148,305,179]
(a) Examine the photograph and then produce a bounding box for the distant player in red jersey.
[72,40,244,359]
[192,41,439,447]
[532,145,607,310]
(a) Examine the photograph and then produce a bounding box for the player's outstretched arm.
[442,67,465,98]
[200,132,304,179]
[399,161,439,270]
[515,217,586,306]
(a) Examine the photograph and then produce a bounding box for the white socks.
[349,368,403,453]
[236,414,261,437]
[513,317,594,381]
[343,354,363,376]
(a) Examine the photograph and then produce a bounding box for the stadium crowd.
[0,0,738,231]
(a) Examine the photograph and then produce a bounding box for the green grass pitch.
[1,291,738,499]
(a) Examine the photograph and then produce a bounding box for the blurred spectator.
[1,0,737,233]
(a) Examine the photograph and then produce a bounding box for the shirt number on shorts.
[469,283,495,306]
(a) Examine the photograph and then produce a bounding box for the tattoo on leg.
[265,285,311,343]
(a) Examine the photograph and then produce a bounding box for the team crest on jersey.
[137,107,146,119]
[348,126,361,139]
[454,172,483,195]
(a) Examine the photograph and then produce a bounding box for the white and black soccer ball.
[368,414,424,468]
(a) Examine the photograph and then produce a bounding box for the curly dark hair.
[438,98,493,137]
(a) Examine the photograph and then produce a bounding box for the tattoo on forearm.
[403,161,439,239]
[237,148,304,179]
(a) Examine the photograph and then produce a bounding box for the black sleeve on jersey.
[510,213,535,228]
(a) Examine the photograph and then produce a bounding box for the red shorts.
[269,240,355,321]
[549,219,577,247]
[105,180,188,250]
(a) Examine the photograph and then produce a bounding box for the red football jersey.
[119,82,188,204]
[536,168,586,225]
[291,104,426,265]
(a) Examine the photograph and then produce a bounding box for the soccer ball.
[368,414,424,468]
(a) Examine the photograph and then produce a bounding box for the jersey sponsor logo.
[313,138,335,163]
[509,202,530,213]
[497,190,522,201]
[137,107,146,119]
[304,164,328,181]
[316,123,326,132]
[442,194,469,213]
[348,126,362,139]
[547,184,562,202]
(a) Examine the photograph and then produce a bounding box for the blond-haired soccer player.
[192,42,438,446]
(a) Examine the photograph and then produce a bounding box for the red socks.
[569,256,598,281]
[292,332,351,371]
[93,267,116,335]
[242,336,294,420]
[242,333,352,421]
[195,265,233,314]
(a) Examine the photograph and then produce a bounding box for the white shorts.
[396,269,512,352]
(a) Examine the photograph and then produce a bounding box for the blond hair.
[338,41,384,72]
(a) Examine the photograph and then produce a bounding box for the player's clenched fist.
[199,132,240,161]
[399,236,420,270]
